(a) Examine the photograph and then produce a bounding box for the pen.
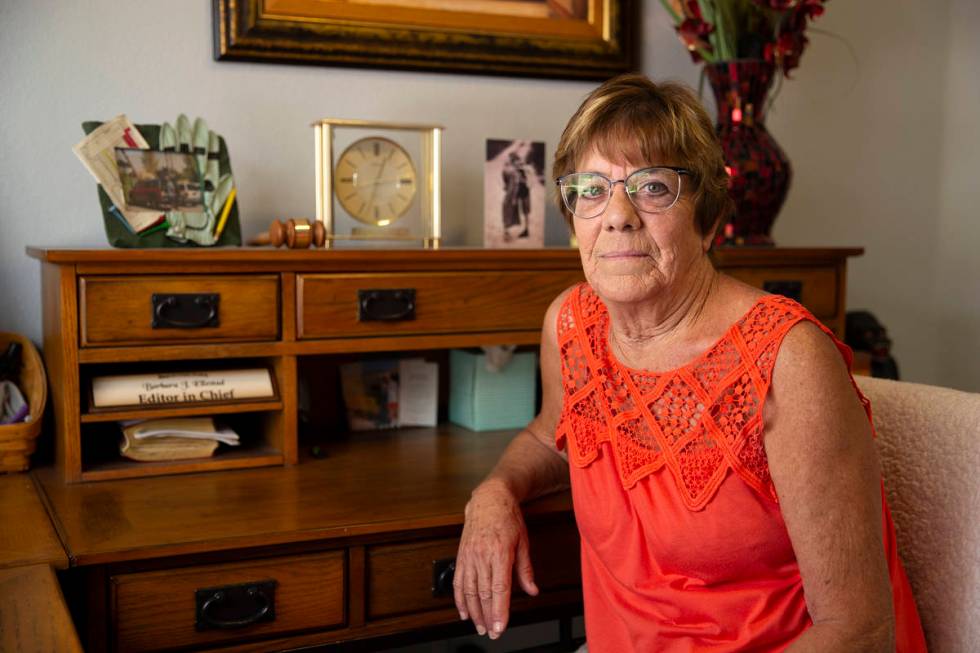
[108,205,136,234]
[140,219,169,237]
[214,187,237,241]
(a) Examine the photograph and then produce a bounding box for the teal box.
[449,350,537,431]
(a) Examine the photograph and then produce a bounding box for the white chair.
[856,376,980,653]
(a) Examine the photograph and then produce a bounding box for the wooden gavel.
[250,219,326,249]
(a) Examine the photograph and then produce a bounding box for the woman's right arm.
[453,289,572,640]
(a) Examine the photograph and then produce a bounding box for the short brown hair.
[553,73,732,237]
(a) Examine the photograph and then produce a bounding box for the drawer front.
[80,275,279,346]
[366,520,580,620]
[111,551,345,652]
[297,271,583,340]
[723,266,838,318]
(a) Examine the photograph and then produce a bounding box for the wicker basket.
[0,333,47,473]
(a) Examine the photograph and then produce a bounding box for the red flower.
[685,0,705,19]
[666,0,828,73]
[751,0,827,16]
[752,0,798,9]
[765,30,809,75]
[799,0,826,19]
[676,16,714,63]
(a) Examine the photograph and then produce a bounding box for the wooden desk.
[0,475,79,653]
[0,474,67,570]
[0,565,83,653]
[36,428,578,651]
[25,246,861,652]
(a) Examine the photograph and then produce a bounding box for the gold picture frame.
[213,0,636,80]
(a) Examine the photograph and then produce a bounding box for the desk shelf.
[80,399,285,423]
[78,409,286,481]
[79,444,284,482]
[30,246,860,486]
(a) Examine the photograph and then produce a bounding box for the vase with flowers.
[661,0,829,246]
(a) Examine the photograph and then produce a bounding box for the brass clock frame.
[314,118,442,249]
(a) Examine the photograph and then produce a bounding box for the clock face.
[335,137,417,226]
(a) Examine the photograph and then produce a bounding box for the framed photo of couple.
[484,139,546,249]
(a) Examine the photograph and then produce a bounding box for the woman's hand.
[454,480,539,640]
[452,289,571,640]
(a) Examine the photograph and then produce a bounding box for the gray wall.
[766,0,980,392]
[1,1,977,391]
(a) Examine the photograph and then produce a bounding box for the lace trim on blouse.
[555,283,862,511]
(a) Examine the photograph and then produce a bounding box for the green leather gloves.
[159,115,235,246]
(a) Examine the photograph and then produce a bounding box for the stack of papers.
[72,114,164,233]
[119,417,239,462]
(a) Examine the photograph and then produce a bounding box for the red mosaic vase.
[706,60,791,247]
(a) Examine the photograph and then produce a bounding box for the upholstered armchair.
[856,376,980,653]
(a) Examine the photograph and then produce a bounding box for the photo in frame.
[484,139,546,249]
[115,149,204,212]
[213,0,636,80]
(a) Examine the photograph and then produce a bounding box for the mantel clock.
[314,119,442,248]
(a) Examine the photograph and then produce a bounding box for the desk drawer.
[366,520,580,620]
[297,271,582,340]
[111,551,345,652]
[80,275,279,346]
[723,266,838,318]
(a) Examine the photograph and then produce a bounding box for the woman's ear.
[703,217,722,252]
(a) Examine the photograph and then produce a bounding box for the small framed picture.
[484,139,546,248]
[115,148,204,212]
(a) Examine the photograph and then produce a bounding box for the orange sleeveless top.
[555,284,926,652]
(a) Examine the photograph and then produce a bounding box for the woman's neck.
[605,255,719,362]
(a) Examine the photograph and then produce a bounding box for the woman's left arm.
[764,321,895,652]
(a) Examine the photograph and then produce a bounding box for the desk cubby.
[67,355,286,481]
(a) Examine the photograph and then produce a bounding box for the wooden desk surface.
[35,426,573,567]
[0,564,83,652]
[0,474,67,570]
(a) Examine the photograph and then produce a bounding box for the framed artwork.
[213,0,636,80]
[484,139,546,248]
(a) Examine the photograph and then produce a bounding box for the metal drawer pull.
[358,288,416,322]
[195,579,276,631]
[432,558,456,597]
[762,280,803,303]
[152,293,220,329]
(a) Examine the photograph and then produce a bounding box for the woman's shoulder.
[542,283,584,347]
[714,275,820,333]
[708,275,783,337]
[773,319,850,383]
[713,275,769,318]
[548,282,582,317]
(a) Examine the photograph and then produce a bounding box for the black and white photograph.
[115,147,203,212]
[484,139,546,248]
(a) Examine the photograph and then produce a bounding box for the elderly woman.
[454,74,926,652]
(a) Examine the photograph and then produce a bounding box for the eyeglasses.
[556,166,691,219]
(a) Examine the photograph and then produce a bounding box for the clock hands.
[352,177,413,187]
[366,147,400,213]
[335,136,417,225]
